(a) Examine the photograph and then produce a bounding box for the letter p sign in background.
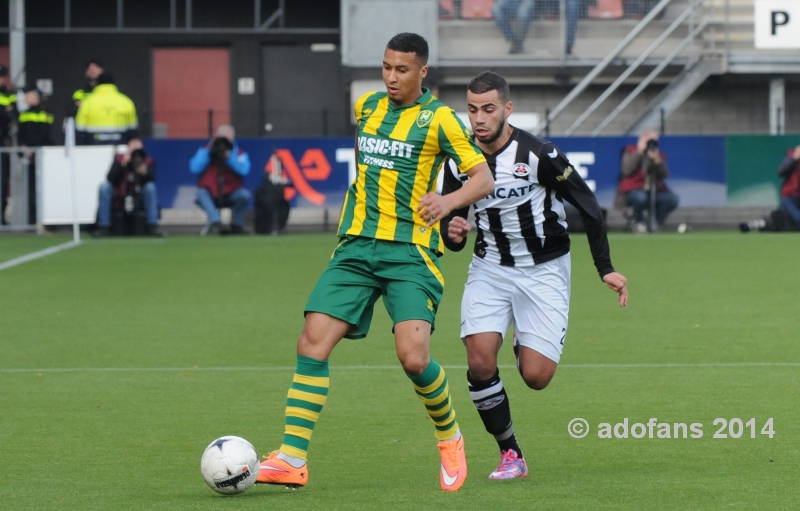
[755,0,800,48]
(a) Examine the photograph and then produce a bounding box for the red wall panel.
[152,48,230,139]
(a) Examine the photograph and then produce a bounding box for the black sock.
[467,369,523,459]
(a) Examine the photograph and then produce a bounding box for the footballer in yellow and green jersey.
[338,87,486,254]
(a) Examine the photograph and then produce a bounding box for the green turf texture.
[0,233,73,262]
[0,232,797,510]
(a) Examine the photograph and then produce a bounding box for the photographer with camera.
[615,131,679,233]
[777,144,800,228]
[94,138,162,237]
[190,125,252,235]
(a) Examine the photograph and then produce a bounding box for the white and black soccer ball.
[200,436,259,495]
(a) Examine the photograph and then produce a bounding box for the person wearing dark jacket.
[95,138,161,237]
[0,65,17,225]
[189,124,252,234]
[0,65,16,144]
[17,87,54,224]
[777,145,800,227]
[67,60,103,119]
[615,131,679,233]
[18,87,54,147]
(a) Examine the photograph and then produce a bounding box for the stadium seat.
[588,0,624,19]
[461,0,494,19]
[439,0,456,19]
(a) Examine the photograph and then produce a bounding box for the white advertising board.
[40,146,117,224]
[755,0,800,49]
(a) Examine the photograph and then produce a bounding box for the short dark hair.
[468,71,510,103]
[86,59,103,69]
[96,72,114,85]
[386,33,429,64]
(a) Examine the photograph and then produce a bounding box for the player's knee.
[398,353,429,376]
[467,352,496,381]
[521,371,553,390]
[296,330,316,354]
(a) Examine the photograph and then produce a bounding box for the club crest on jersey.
[416,110,433,128]
[513,163,531,178]
[556,166,574,182]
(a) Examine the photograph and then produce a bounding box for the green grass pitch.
[0,232,797,510]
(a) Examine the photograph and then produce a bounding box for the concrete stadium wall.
[437,75,800,137]
[23,32,347,142]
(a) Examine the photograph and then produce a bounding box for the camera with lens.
[209,136,233,160]
[123,148,148,213]
[645,138,659,151]
[129,148,146,170]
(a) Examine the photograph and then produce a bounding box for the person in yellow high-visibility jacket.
[75,72,138,145]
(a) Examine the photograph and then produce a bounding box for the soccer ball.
[200,436,259,495]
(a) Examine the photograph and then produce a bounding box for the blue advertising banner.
[143,135,728,210]
[143,137,354,210]
[550,136,727,208]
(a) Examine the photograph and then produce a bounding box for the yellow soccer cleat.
[437,434,467,491]
[256,452,308,489]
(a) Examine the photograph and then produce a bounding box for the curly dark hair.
[386,33,429,64]
[467,71,510,103]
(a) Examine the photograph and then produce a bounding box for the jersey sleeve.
[440,158,471,252]
[437,109,485,173]
[538,143,615,278]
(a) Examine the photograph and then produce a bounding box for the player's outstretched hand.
[417,192,454,227]
[602,272,628,307]
[447,216,471,244]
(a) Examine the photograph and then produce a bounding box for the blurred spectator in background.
[18,87,54,147]
[615,131,679,233]
[0,65,16,141]
[75,72,138,145]
[0,64,17,225]
[492,0,580,55]
[95,138,161,237]
[190,125,252,235]
[67,59,104,119]
[254,153,294,235]
[777,144,800,227]
[564,0,580,55]
[17,87,54,224]
[493,0,536,54]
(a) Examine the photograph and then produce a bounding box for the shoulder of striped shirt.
[359,90,386,102]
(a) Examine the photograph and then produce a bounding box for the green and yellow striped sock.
[409,359,459,441]
[279,354,329,461]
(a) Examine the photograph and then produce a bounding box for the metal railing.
[526,0,800,136]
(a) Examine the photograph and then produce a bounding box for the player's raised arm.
[418,110,493,226]
[540,144,628,306]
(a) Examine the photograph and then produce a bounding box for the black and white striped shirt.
[441,127,614,277]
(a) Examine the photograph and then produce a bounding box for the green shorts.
[305,236,445,339]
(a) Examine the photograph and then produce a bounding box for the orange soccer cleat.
[437,434,467,491]
[256,452,308,489]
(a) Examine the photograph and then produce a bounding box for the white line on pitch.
[1,362,799,374]
[0,241,80,272]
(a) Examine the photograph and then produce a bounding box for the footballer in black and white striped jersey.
[439,71,628,481]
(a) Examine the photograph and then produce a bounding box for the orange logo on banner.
[266,149,331,206]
